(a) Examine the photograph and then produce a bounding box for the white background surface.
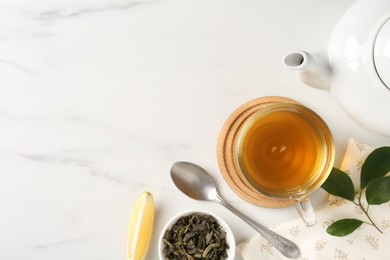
[1,0,390,259]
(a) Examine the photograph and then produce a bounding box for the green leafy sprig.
[321,147,390,237]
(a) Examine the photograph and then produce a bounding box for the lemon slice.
[127,192,155,260]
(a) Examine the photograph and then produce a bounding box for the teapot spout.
[283,50,330,90]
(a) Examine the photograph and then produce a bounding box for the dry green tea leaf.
[162,213,229,259]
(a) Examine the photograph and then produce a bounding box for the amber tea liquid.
[237,104,331,198]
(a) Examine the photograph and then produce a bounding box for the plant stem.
[357,195,383,234]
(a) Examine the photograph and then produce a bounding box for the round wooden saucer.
[217,96,297,208]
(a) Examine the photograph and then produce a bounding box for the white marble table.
[2,0,390,259]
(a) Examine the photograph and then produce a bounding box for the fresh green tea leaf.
[321,168,355,201]
[366,176,390,205]
[361,147,390,189]
[326,219,363,236]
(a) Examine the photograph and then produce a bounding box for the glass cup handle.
[295,197,317,227]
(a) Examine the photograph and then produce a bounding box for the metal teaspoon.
[170,161,301,259]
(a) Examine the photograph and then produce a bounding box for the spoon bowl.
[171,161,217,201]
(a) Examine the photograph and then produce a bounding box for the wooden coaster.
[217,96,298,208]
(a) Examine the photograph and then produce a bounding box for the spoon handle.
[215,194,301,259]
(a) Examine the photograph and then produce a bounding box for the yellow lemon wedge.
[127,191,155,260]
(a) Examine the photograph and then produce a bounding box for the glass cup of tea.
[236,102,335,226]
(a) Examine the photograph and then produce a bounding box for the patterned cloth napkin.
[237,138,390,260]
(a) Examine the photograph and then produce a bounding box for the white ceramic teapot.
[283,0,390,136]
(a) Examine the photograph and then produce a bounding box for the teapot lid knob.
[374,19,390,89]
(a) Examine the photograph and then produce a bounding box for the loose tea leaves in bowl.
[161,213,230,259]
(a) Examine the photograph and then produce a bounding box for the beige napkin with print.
[237,138,390,259]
